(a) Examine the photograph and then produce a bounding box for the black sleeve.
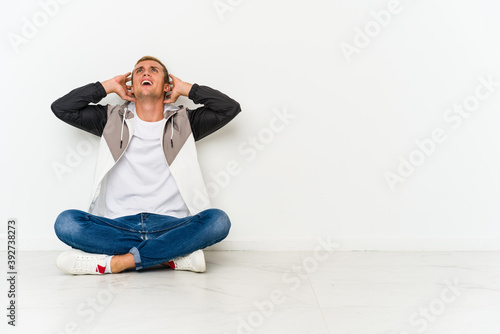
[51,82,108,137]
[187,84,241,141]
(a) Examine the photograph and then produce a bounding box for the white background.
[1,0,500,251]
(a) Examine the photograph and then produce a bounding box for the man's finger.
[123,95,136,102]
[164,97,177,104]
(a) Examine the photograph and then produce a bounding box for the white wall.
[1,0,500,251]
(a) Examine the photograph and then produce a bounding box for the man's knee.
[54,209,86,241]
[207,208,231,238]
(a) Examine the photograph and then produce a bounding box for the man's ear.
[164,83,171,93]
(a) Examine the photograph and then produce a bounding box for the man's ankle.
[110,253,135,273]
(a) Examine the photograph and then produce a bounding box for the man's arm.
[164,74,241,141]
[51,73,135,137]
[51,82,108,136]
[187,84,242,141]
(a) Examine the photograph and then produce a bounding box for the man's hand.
[101,72,136,102]
[164,74,193,104]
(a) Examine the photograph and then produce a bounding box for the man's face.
[131,60,169,100]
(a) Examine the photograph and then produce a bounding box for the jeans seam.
[90,215,140,233]
[146,214,199,234]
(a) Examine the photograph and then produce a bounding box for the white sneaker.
[168,250,206,273]
[56,250,108,275]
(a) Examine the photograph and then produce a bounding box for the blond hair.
[132,56,170,84]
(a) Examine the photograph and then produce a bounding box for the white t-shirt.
[104,107,190,219]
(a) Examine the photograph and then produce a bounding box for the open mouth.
[141,79,153,86]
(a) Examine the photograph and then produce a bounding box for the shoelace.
[74,255,104,273]
[173,254,195,270]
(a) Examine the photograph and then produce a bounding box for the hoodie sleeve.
[187,84,241,141]
[51,82,108,137]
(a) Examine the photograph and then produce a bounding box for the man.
[51,56,241,275]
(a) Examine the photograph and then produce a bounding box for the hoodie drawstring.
[170,116,174,148]
[120,108,127,149]
[119,106,176,149]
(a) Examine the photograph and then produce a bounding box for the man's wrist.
[178,82,193,97]
[95,81,108,98]
[101,79,115,95]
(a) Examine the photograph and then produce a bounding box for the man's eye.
[137,69,143,73]
[152,68,158,72]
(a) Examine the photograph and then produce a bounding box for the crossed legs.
[54,209,231,273]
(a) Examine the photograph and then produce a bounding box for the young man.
[52,56,241,275]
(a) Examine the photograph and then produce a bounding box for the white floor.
[2,251,500,334]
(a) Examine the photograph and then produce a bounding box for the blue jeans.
[54,208,231,270]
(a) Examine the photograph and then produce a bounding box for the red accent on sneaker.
[97,265,106,274]
[168,261,175,269]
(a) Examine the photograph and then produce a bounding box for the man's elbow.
[50,99,64,120]
[230,101,242,118]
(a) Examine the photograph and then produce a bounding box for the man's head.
[130,56,170,101]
